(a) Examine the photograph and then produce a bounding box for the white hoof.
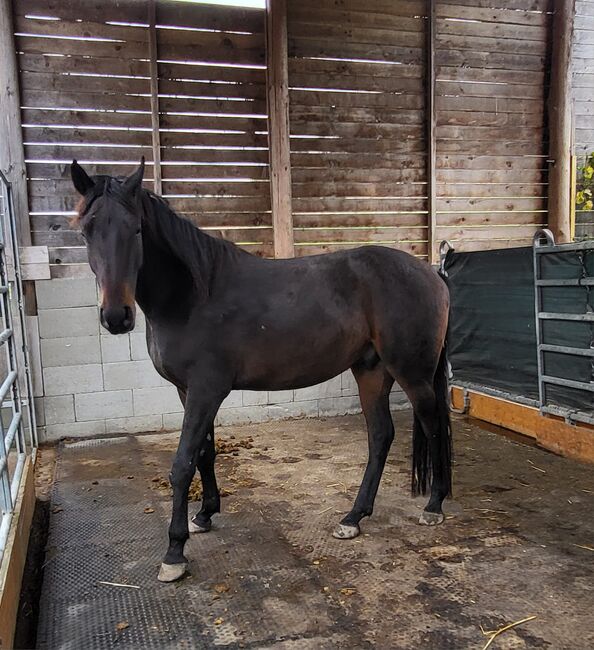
[332,523,360,539]
[157,562,188,583]
[189,517,211,533]
[418,511,445,526]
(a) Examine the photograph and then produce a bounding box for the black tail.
[411,344,454,497]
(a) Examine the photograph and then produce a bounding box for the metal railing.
[0,171,37,564]
[533,229,594,426]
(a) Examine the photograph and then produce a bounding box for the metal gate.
[533,230,594,427]
[0,171,37,564]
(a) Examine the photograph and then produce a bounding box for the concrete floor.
[36,411,594,649]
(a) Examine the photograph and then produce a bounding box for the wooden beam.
[426,0,437,265]
[148,0,162,196]
[266,0,294,258]
[0,0,31,246]
[451,387,594,465]
[547,0,575,243]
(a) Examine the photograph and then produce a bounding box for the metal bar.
[539,343,594,357]
[0,510,12,556]
[452,381,539,408]
[0,285,7,294]
[0,327,12,344]
[9,452,24,506]
[541,375,594,392]
[1,411,21,458]
[541,404,594,426]
[533,238,546,412]
[0,370,16,404]
[536,278,594,286]
[535,240,594,254]
[538,311,594,322]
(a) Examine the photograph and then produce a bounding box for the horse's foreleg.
[333,365,394,540]
[158,390,224,583]
[189,426,219,533]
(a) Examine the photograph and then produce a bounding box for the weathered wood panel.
[16,0,271,269]
[435,1,551,250]
[287,0,428,257]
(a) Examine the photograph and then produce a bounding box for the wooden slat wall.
[286,0,428,258]
[435,0,551,253]
[574,0,594,238]
[14,0,270,276]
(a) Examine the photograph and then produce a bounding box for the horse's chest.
[146,326,184,388]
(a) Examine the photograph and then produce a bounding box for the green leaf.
[576,190,586,205]
[584,166,594,180]
[585,200,593,210]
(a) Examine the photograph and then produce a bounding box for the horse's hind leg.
[189,426,220,533]
[333,363,394,540]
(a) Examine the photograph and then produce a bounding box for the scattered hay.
[480,615,537,650]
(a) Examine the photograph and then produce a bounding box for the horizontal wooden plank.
[291,182,426,198]
[437,154,548,170]
[291,167,426,184]
[291,0,426,19]
[437,33,546,56]
[443,237,537,253]
[18,52,148,77]
[437,95,544,114]
[289,72,423,94]
[289,89,424,110]
[437,80,544,100]
[436,3,548,27]
[292,197,425,212]
[158,79,266,100]
[293,227,426,243]
[157,2,264,33]
[290,105,424,125]
[437,140,547,155]
[15,0,145,21]
[437,197,546,211]
[436,225,541,240]
[289,39,423,66]
[294,241,427,257]
[288,58,422,82]
[438,212,547,227]
[290,122,423,139]
[288,21,424,48]
[165,196,270,212]
[436,0,549,11]
[21,88,150,112]
[438,110,544,128]
[437,17,546,42]
[437,65,545,86]
[292,213,425,228]
[158,62,265,85]
[24,144,152,162]
[159,96,267,115]
[289,137,425,154]
[437,168,545,183]
[22,126,152,146]
[21,108,152,129]
[437,125,545,141]
[436,49,545,72]
[288,6,423,34]
[290,152,426,169]
[437,184,546,198]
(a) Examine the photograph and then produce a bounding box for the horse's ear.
[71,160,94,196]
[122,157,145,195]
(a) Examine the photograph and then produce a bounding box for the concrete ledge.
[0,457,36,649]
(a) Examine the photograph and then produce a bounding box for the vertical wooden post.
[426,0,437,265]
[148,0,162,195]
[266,0,294,258]
[0,0,31,247]
[548,0,575,243]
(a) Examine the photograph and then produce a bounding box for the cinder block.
[43,364,103,396]
[242,390,267,406]
[45,419,107,442]
[319,396,361,417]
[268,390,293,404]
[103,360,165,391]
[216,405,268,427]
[100,334,131,363]
[105,414,163,434]
[44,395,75,425]
[129,332,150,361]
[34,397,45,427]
[266,400,319,420]
[163,412,184,431]
[35,277,97,310]
[293,376,342,402]
[341,371,358,396]
[133,386,182,416]
[220,391,242,409]
[41,336,101,367]
[75,390,133,422]
[39,306,99,339]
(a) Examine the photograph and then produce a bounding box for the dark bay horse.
[71,159,452,583]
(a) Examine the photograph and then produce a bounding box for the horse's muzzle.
[100,305,135,334]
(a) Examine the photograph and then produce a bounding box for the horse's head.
[71,159,145,334]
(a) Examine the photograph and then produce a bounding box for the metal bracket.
[533,228,555,248]
[450,386,469,415]
[439,240,453,277]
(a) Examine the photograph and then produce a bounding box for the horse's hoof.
[332,523,360,539]
[418,511,445,526]
[157,562,188,583]
[189,516,212,533]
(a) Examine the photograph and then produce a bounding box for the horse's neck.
[135,199,211,322]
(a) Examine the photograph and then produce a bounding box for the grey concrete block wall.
[34,278,409,442]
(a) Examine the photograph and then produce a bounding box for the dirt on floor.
[30,411,594,649]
